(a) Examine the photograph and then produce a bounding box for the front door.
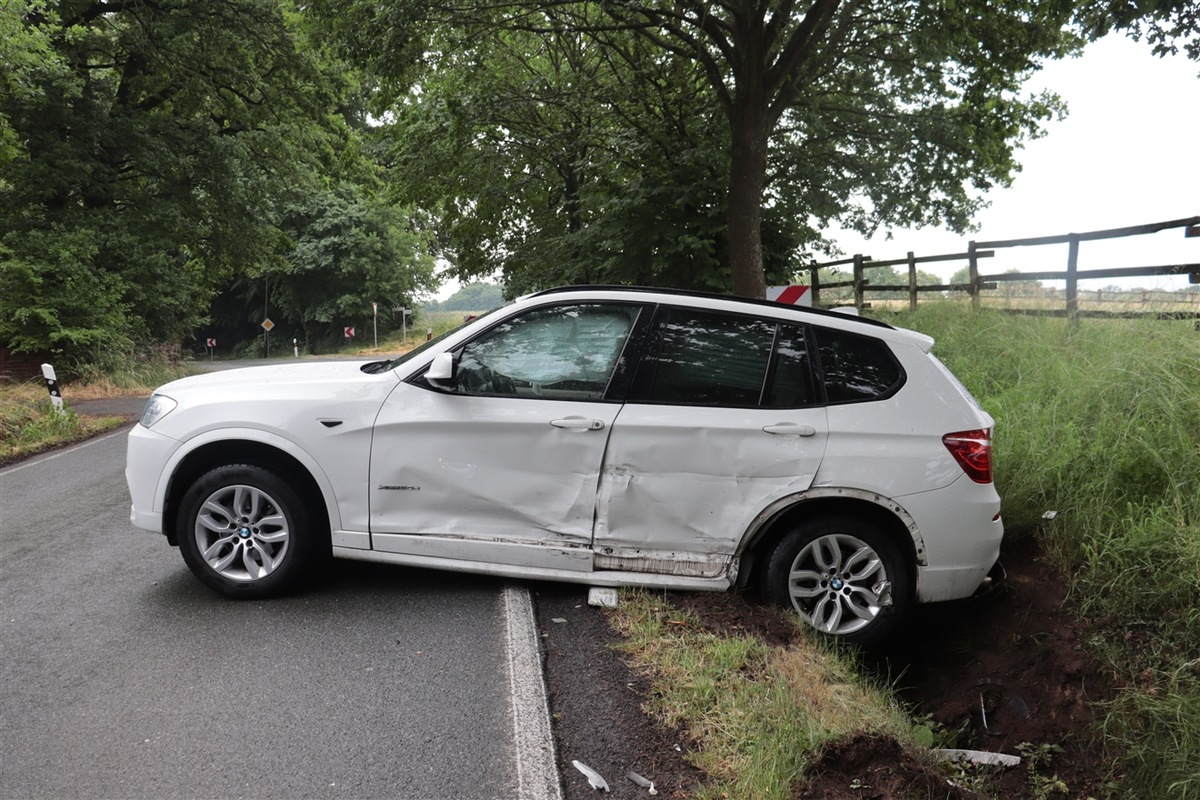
[369,302,644,571]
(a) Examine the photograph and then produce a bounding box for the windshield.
[366,307,505,373]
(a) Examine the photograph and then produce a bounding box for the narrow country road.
[0,429,559,800]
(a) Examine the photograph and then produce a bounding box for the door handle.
[763,423,816,437]
[551,418,606,431]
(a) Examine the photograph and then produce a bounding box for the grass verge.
[886,306,1199,798]
[0,396,128,464]
[1,360,195,464]
[608,591,915,799]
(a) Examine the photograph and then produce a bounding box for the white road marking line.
[0,427,130,476]
[503,583,564,800]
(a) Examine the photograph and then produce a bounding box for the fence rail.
[803,215,1200,320]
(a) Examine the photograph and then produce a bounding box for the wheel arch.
[735,489,925,595]
[163,438,333,548]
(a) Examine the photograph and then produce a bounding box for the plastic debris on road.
[572,760,609,791]
[588,587,619,608]
[626,770,657,794]
[936,749,1021,768]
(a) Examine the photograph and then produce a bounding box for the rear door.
[594,306,828,577]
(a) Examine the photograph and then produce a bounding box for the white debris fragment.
[935,749,1021,768]
[551,618,567,624]
[1042,510,1058,520]
[588,587,619,608]
[572,760,610,791]
[626,770,657,795]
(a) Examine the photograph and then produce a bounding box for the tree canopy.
[2,1,1194,365]
[314,0,1102,299]
[0,0,433,361]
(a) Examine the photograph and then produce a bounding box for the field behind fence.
[803,215,1199,320]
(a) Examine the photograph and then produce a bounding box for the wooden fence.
[803,215,1200,321]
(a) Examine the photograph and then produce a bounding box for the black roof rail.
[525,284,894,329]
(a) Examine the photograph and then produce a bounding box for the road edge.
[503,583,565,800]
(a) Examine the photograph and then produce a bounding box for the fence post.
[907,251,918,311]
[968,241,980,311]
[809,265,822,307]
[853,254,865,312]
[1066,234,1080,323]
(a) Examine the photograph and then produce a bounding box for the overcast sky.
[831,33,1200,285]
[434,32,1198,298]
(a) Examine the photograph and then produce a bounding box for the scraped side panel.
[594,404,828,574]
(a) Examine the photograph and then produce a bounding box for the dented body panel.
[595,403,828,574]
[369,384,617,555]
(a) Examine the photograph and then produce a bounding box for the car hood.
[155,360,384,398]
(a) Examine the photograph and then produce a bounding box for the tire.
[176,464,315,599]
[764,515,910,645]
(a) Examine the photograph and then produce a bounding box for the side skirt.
[331,546,732,592]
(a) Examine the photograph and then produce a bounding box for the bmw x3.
[126,286,1003,643]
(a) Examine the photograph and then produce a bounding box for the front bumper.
[125,423,181,535]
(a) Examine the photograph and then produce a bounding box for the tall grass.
[885,304,1200,798]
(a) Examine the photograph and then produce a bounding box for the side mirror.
[425,351,456,388]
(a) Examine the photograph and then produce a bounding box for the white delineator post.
[40,363,64,412]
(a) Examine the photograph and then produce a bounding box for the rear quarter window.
[815,327,904,403]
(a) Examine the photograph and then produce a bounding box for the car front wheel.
[765,516,910,645]
[177,464,313,599]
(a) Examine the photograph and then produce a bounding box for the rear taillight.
[943,428,993,484]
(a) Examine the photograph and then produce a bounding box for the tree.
[0,0,346,359]
[429,281,507,312]
[350,5,786,296]
[1077,0,1200,59]
[314,1,1090,299]
[271,184,437,346]
[0,1,66,172]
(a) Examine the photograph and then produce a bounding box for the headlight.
[139,394,177,428]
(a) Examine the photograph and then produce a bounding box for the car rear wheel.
[177,464,314,599]
[765,516,910,645]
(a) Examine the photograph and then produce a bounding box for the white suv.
[127,287,1002,643]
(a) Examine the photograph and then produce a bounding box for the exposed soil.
[537,533,1116,799]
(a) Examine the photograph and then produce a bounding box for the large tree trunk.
[727,90,769,299]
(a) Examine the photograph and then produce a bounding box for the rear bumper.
[899,475,1004,603]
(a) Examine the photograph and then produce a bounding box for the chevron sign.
[766,285,812,306]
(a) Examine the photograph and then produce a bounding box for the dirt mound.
[799,733,972,799]
[539,533,1115,799]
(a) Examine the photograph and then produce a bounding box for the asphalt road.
[0,429,559,800]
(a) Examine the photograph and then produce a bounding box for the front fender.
[159,427,344,535]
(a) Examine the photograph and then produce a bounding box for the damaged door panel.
[370,389,618,558]
[594,404,829,573]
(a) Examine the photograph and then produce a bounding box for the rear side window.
[815,327,903,402]
[635,309,775,406]
[630,309,816,408]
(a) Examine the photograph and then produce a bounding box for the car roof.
[524,285,895,330]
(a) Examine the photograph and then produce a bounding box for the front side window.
[454,303,640,400]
